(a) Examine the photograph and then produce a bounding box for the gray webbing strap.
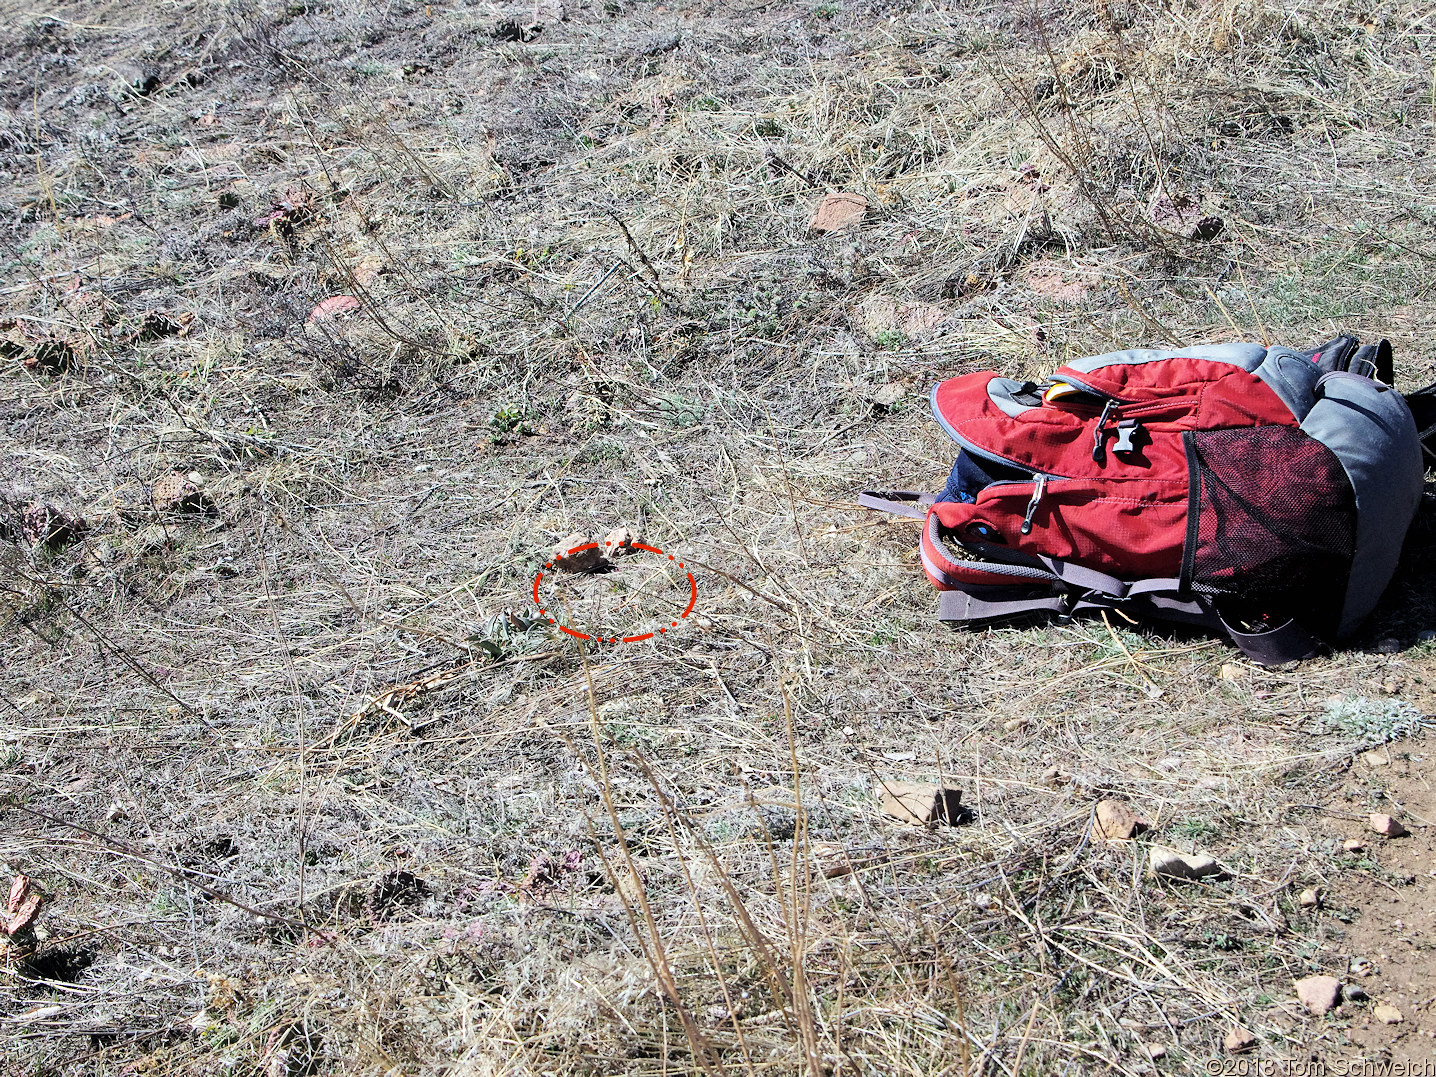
[938,589,1070,622]
[858,490,935,521]
[892,503,1323,665]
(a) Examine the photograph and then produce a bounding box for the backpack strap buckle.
[1113,419,1141,455]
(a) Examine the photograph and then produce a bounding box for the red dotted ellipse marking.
[536,540,699,647]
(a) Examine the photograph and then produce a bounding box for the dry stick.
[779,677,825,1076]
[607,211,672,300]
[681,554,795,616]
[922,920,973,1077]
[733,789,801,1036]
[660,786,798,1019]
[628,754,760,1077]
[1099,611,1163,696]
[309,230,446,355]
[1233,259,1271,346]
[1008,994,1043,1076]
[1205,284,1246,339]
[331,651,563,747]
[46,590,200,719]
[991,57,1127,246]
[1114,280,1183,347]
[570,633,724,1075]
[5,802,336,946]
[566,261,628,322]
[764,151,819,189]
[255,506,312,923]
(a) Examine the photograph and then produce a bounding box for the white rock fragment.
[1375,1003,1403,1024]
[604,526,638,557]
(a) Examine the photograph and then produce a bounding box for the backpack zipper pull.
[1091,398,1118,464]
[1020,474,1047,534]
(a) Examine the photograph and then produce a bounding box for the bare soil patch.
[1325,754,1436,1063]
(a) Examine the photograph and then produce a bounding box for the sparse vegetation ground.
[2,0,1436,1072]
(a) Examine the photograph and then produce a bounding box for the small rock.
[1349,957,1374,977]
[808,191,868,233]
[105,802,129,822]
[1149,845,1225,880]
[85,541,115,567]
[1022,261,1092,303]
[613,863,645,907]
[1345,983,1369,1002]
[1361,748,1392,767]
[1294,974,1342,1015]
[1041,765,1065,786]
[1369,813,1409,838]
[810,841,882,879]
[809,841,853,878]
[18,502,82,548]
[878,780,964,826]
[1094,798,1146,841]
[151,472,209,514]
[552,531,601,572]
[1223,1026,1257,1053]
[113,61,159,95]
[604,527,638,558]
[352,257,387,286]
[1219,662,1242,681]
[1374,1003,1403,1024]
[1003,716,1029,733]
[867,381,907,408]
[1298,887,1320,908]
[3,875,42,936]
[307,295,362,323]
[1142,1043,1167,1060]
[1417,629,1436,643]
[1343,838,1366,853]
[1372,637,1402,654]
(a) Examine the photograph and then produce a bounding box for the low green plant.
[1320,696,1424,742]
[490,405,536,443]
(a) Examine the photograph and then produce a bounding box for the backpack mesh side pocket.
[1183,427,1356,635]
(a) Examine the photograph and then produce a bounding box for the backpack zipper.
[1091,398,1118,464]
[1020,474,1047,534]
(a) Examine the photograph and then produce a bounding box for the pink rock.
[1368,813,1409,838]
[1294,974,1342,1015]
[808,192,867,233]
[307,295,362,323]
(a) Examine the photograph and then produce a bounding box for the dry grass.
[3,0,1436,1072]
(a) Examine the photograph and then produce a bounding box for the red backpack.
[862,338,1425,665]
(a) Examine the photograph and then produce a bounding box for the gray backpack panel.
[1299,372,1423,636]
